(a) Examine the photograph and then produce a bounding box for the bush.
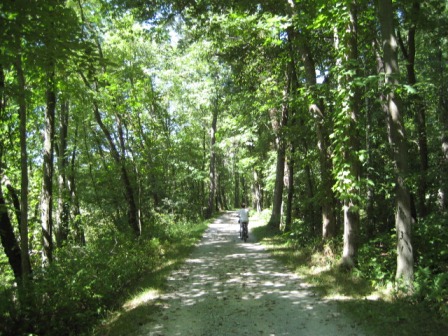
[356,233,396,289]
[0,228,163,336]
[413,213,448,318]
[0,212,206,336]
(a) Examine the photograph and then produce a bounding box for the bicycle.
[240,221,248,242]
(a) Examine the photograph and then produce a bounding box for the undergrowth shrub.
[147,211,202,242]
[413,213,448,318]
[356,233,396,288]
[0,214,206,336]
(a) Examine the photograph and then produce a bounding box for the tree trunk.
[91,101,140,236]
[284,146,295,232]
[438,48,448,210]
[41,71,56,264]
[0,73,23,278]
[15,45,32,279]
[314,105,336,239]
[397,0,428,218]
[296,31,336,239]
[56,100,70,247]
[252,169,263,212]
[268,91,288,229]
[340,2,361,269]
[206,103,218,219]
[0,184,23,279]
[234,170,240,208]
[1,66,22,233]
[365,99,376,237]
[302,139,318,235]
[68,125,85,245]
[267,50,293,230]
[378,0,414,288]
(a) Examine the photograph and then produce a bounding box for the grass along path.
[251,214,448,336]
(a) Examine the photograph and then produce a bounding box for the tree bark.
[68,125,85,245]
[56,100,70,247]
[301,139,318,234]
[0,184,23,279]
[397,0,428,218]
[252,169,263,212]
[284,146,295,232]
[340,1,361,269]
[15,42,32,279]
[438,49,448,210]
[0,66,23,278]
[93,103,140,236]
[41,71,56,264]
[378,0,414,288]
[234,170,240,209]
[206,101,218,219]
[267,73,289,230]
[296,31,336,239]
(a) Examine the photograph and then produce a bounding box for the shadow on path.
[131,212,365,336]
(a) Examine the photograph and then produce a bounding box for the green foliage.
[412,213,448,317]
[356,234,397,288]
[0,215,207,336]
[147,210,203,242]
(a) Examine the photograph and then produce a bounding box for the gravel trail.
[135,212,366,336]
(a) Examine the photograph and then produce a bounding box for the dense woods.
[1,0,447,334]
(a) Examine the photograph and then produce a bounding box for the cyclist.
[238,203,249,239]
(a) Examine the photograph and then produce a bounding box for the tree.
[267,70,290,230]
[332,0,362,268]
[206,99,219,218]
[397,0,429,218]
[377,0,414,287]
[0,65,23,280]
[14,8,33,280]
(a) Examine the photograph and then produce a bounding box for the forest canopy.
[1,0,447,334]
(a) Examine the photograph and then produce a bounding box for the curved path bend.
[135,212,365,336]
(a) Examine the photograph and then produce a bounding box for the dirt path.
[134,212,366,336]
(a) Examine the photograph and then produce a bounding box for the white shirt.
[239,208,249,222]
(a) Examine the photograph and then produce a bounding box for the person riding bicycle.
[238,203,249,239]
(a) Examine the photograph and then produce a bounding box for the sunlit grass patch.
[123,289,161,312]
[252,220,448,335]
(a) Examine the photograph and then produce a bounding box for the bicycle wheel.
[242,223,248,242]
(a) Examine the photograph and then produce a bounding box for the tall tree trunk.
[268,120,286,230]
[294,25,336,239]
[0,67,23,279]
[92,103,140,236]
[338,2,362,269]
[15,43,32,279]
[252,169,263,212]
[206,102,218,219]
[302,139,318,235]
[41,71,56,264]
[268,77,289,230]
[68,125,85,245]
[438,48,448,210]
[0,184,22,279]
[397,0,428,218]
[56,100,70,247]
[378,0,414,288]
[234,170,240,208]
[284,35,299,233]
[284,146,295,232]
[365,98,376,238]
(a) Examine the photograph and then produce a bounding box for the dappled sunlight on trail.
[135,212,365,336]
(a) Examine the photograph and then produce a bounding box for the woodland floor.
[118,211,368,336]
